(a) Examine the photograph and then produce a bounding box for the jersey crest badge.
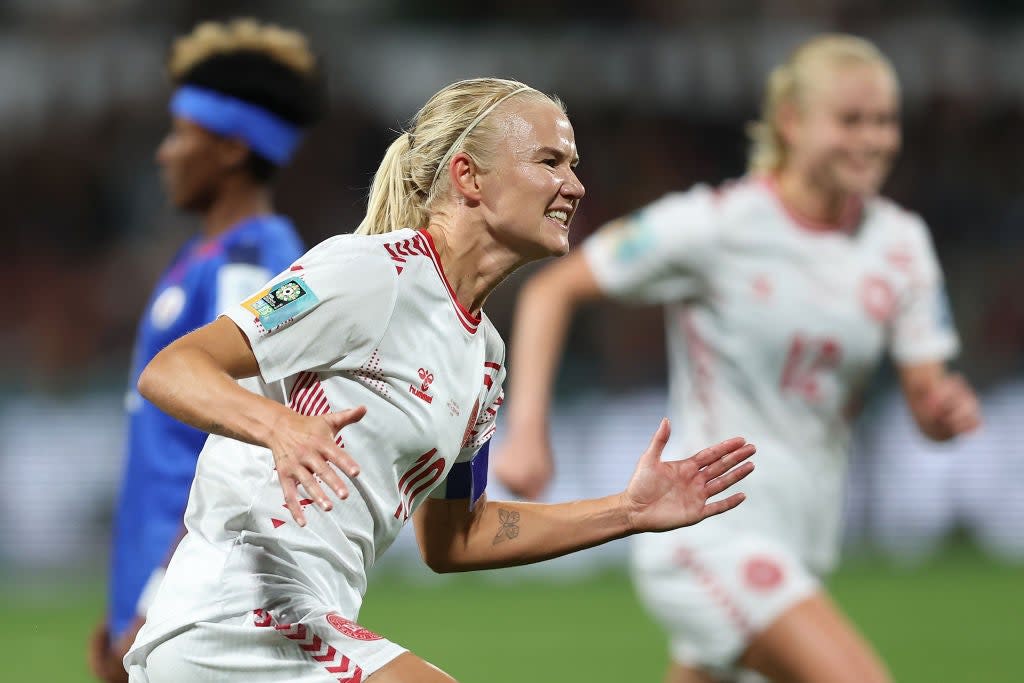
[326,613,383,641]
[243,276,319,331]
[150,285,186,330]
[744,556,784,592]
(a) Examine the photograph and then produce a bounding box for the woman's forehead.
[806,63,898,108]
[172,115,214,136]
[497,100,575,152]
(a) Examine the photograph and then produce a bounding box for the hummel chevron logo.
[254,609,365,682]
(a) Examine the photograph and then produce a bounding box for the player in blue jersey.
[88,19,327,683]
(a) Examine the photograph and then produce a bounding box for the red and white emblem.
[327,613,383,641]
[743,556,784,591]
[860,275,895,323]
[409,367,435,404]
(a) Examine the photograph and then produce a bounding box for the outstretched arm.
[415,420,754,573]
[492,245,610,499]
[137,316,365,524]
[898,361,981,441]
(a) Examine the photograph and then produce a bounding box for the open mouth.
[545,209,569,228]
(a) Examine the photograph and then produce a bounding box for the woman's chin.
[837,166,888,196]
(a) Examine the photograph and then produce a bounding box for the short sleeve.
[889,218,960,365]
[583,185,718,303]
[428,363,505,508]
[223,236,397,384]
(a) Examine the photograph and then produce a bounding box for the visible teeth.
[545,210,568,223]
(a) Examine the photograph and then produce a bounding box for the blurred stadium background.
[2,1,1022,681]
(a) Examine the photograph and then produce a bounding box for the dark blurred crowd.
[3,0,1023,395]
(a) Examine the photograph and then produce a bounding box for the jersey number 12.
[780,334,842,403]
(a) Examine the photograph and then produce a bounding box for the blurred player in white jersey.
[494,35,981,683]
[121,77,757,683]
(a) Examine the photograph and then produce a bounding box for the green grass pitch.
[3,544,1018,681]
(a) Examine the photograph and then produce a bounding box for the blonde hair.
[747,34,898,174]
[168,18,316,79]
[356,78,564,235]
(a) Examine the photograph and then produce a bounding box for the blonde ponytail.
[355,133,429,235]
[746,65,798,174]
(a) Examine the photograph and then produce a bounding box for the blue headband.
[170,85,303,165]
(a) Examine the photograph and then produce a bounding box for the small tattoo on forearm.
[492,508,520,545]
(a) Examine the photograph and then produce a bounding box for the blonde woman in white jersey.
[120,77,757,683]
[494,35,981,683]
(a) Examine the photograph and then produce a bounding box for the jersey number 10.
[394,449,445,521]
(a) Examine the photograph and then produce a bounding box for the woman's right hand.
[266,406,367,525]
[492,427,556,500]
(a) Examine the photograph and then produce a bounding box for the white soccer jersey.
[585,176,958,573]
[127,228,505,662]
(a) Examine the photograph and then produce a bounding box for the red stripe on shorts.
[673,548,754,638]
[253,609,365,682]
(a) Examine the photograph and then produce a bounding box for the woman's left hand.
[621,419,756,533]
[916,373,982,440]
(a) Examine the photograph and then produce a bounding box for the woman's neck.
[201,180,274,240]
[773,169,859,231]
[424,220,523,316]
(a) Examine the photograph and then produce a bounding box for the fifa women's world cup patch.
[608,216,656,263]
[242,276,319,331]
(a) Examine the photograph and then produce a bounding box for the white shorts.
[631,533,819,677]
[126,607,407,682]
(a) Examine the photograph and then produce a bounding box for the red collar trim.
[416,229,481,334]
[759,175,863,235]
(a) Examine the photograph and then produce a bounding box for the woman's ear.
[218,137,251,172]
[775,100,802,149]
[448,152,483,204]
